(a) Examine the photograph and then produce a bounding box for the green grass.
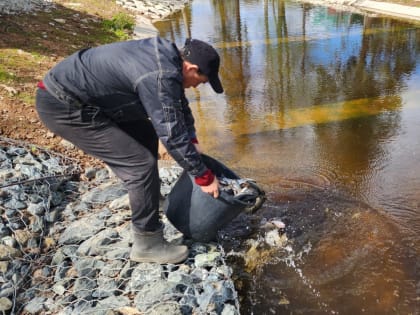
[102,13,135,41]
[0,69,16,83]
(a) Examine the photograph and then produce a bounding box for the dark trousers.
[36,88,161,231]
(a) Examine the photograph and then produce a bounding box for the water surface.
[155,1,420,314]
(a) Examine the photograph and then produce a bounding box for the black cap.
[182,38,223,94]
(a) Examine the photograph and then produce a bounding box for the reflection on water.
[155,1,419,314]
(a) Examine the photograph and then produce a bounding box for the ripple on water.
[221,184,418,315]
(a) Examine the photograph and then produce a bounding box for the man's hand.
[200,176,219,198]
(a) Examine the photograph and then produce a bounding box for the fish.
[218,176,266,213]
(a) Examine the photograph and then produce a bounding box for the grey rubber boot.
[130,225,189,264]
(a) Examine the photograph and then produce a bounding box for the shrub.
[102,13,135,40]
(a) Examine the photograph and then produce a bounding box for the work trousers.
[35,88,162,232]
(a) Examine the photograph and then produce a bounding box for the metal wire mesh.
[0,137,239,315]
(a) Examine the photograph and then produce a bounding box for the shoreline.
[296,0,420,22]
[126,0,420,36]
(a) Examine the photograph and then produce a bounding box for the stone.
[134,280,177,312]
[97,295,131,311]
[109,193,130,210]
[0,244,21,260]
[0,297,12,311]
[0,261,9,273]
[74,257,104,278]
[92,276,119,298]
[52,283,66,295]
[103,244,130,260]
[81,182,127,205]
[147,302,183,315]
[221,303,239,315]
[194,252,221,268]
[84,167,97,180]
[58,215,104,245]
[27,202,46,216]
[129,263,163,290]
[23,296,46,314]
[76,228,119,256]
[73,277,97,299]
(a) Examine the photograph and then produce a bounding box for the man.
[35,37,223,264]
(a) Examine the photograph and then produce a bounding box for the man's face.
[182,61,209,89]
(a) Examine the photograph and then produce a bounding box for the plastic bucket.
[163,154,263,242]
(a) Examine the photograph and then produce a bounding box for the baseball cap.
[182,38,224,94]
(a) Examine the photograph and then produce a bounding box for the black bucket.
[163,154,265,242]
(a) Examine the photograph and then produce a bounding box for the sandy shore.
[296,0,420,22]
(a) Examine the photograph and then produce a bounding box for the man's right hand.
[200,176,219,198]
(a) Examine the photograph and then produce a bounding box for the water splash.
[278,242,340,314]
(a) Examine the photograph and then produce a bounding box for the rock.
[0,261,9,274]
[194,252,221,268]
[0,297,12,311]
[0,140,240,313]
[134,279,177,312]
[147,302,183,315]
[96,295,131,311]
[222,303,239,315]
[92,276,119,298]
[52,283,66,295]
[129,263,163,290]
[84,167,98,180]
[58,215,105,245]
[27,202,45,216]
[0,244,21,260]
[23,296,46,314]
[73,277,96,299]
[76,228,119,256]
[109,193,130,210]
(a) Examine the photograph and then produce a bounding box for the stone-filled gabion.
[0,0,53,15]
[116,0,190,20]
[0,138,240,315]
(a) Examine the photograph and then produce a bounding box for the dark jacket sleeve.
[136,71,207,177]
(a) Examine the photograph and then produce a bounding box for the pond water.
[155,1,420,314]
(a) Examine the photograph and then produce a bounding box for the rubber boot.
[130,225,189,264]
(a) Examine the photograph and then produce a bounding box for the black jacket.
[43,37,208,177]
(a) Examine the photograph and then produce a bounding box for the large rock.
[58,215,105,245]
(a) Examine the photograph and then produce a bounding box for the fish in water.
[218,177,266,213]
[219,177,259,198]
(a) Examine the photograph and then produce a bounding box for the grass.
[102,12,136,40]
[0,0,137,164]
[0,0,136,99]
